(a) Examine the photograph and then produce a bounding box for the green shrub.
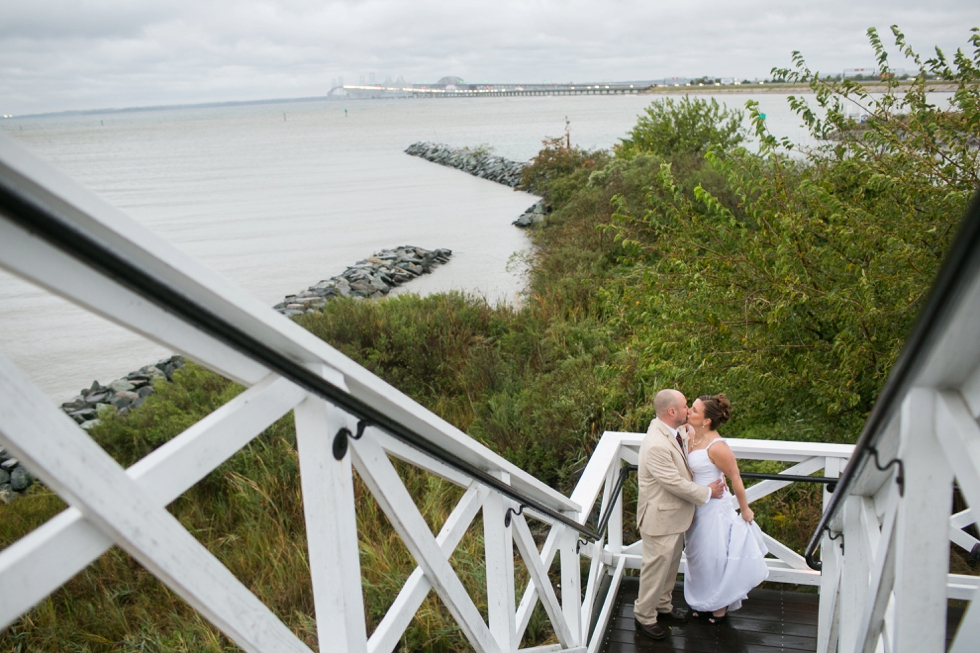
[616,95,746,159]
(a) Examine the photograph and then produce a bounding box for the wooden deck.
[596,577,966,653]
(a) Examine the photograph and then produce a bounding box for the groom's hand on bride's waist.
[708,479,725,498]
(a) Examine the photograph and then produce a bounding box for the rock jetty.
[405,142,525,188]
[58,355,186,432]
[512,200,549,228]
[5,247,451,503]
[274,245,452,316]
[0,355,187,504]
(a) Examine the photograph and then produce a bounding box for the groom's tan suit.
[634,417,711,624]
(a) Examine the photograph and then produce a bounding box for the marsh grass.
[0,362,563,651]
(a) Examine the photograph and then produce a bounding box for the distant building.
[843,67,877,79]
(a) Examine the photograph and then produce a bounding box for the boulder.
[10,466,31,492]
[69,408,98,423]
[110,395,132,410]
[110,379,136,393]
[85,391,110,404]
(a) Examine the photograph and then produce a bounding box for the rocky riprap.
[274,245,452,316]
[58,355,186,431]
[0,356,186,504]
[512,200,549,228]
[0,449,34,504]
[405,142,525,188]
[5,248,451,503]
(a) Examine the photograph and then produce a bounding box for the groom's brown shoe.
[634,617,667,640]
[657,606,689,623]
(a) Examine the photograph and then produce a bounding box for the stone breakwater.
[512,200,548,228]
[3,247,451,503]
[58,355,186,431]
[0,355,187,504]
[405,142,525,188]
[274,245,452,315]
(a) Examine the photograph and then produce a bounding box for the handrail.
[589,465,838,542]
[0,164,602,542]
[591,464,636,540]
[803,187,980,571]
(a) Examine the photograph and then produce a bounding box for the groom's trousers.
[634,531,684,624]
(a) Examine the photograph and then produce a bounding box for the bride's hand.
[740,507,754,523]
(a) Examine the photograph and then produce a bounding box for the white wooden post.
[579,549,603,646]
[606,464,623,556]
[559,521,582,647]
[838,495,870,653]
[817,457,843,653]
[816,527,842,653]
[483,472,517,652]
[816,456,843,653]
[293,389,367,653]
[892,389,953,652]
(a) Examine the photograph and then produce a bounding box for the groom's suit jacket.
[636,418,711,537]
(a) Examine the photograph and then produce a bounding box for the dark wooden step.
[596,577,967,653]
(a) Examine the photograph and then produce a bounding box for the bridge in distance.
[335,81,655,99]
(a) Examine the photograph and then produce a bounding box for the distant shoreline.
[4,81,957,121]
[642,82,958,95]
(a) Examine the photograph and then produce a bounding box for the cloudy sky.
[2,0,977,116]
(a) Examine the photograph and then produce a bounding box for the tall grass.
[0,362,559,651]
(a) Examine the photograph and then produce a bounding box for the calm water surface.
[0,93,852,401]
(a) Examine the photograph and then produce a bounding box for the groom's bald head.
[654,389,688,427]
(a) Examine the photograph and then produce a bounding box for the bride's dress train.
[683,439,769,613]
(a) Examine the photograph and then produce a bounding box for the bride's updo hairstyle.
[698,393,732,429]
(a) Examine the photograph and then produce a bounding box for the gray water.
[0,92,879,402]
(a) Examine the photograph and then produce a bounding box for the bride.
[682,393,768,624]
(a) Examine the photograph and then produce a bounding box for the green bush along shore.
[2,26,978,651]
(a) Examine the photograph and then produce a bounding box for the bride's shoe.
[692,609,728,625]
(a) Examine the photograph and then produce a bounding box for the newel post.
[294,388,367,653]
[892,389,953,652]
[484,472,517,652]
[560,516,583,647]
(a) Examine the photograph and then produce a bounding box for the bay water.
[0,92,836,401]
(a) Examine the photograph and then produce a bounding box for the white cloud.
[1,0,976,114]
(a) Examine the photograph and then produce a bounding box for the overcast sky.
[2,0,977,116]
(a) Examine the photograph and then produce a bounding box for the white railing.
[569,431,853,651]
[814,390,980,653]
[805,192,980,653]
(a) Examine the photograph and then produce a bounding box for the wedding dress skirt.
[683,442,769,613]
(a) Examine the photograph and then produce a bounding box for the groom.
[634,389,725,640]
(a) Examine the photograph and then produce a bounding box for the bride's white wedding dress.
[683,439,769,613]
